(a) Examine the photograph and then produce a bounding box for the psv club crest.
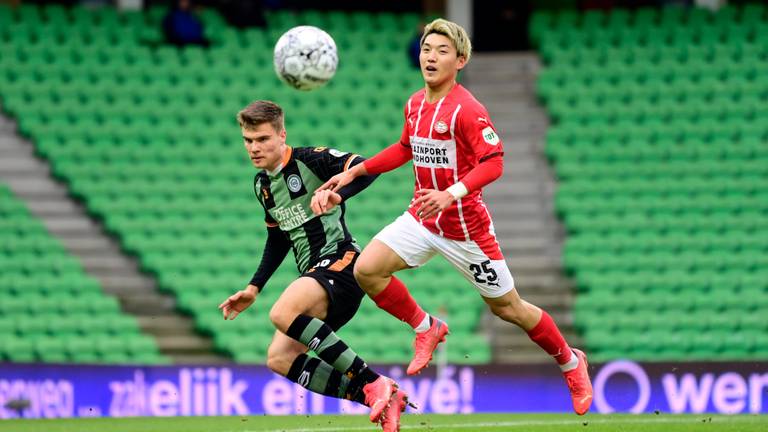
[434,120,448,134]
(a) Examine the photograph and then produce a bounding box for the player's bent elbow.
[490,158,504,181]
[494,166,504,181]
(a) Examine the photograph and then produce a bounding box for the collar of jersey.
[267,164,284,177]
[267,146,293,177]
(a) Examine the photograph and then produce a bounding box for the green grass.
[1,414,765,432]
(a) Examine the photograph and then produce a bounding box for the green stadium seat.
[3,337,36,362]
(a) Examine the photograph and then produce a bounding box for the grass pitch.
[0,413,765,432]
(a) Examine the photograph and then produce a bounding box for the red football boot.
[406,318,449,375]
[563,348,593,415]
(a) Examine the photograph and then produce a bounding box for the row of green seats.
[558,177,768,194]
[564,251,767,273]
[585,316,768,338]
[573,269,767,292]
[0,48,411,77]
[531,4,765,33]
[539,81,768,106]
[557,199,767,217]
[541,47,766,75]
[537,25,768,53]
[540,75,768,99]
[549,138,765,153]
[2,77,407,106]
[13,103,404,126]
[531,5,766,43]
[563,212,766,232]
[550,102,767,121]
[579,309,768,330]
[23,122,401,146]
[576,289,767,310]
[565,233,767,255]
[547,106,767,126]
[1,297,122,317]
[541,44,768,69]
[554,159,767,179]
[546,141,764,163]
[1,334,167,364]
[0,313,139,336]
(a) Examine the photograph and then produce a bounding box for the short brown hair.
[420,18,472,63]
[237,100,284,132]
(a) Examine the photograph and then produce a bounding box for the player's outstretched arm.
[316,142,411,193]
[316,162,366,193]
[218,285,259,320]
[361,142,412,176]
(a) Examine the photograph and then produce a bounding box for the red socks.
[527,310,573,365]
[373,278,572,367]
[371,276,427,329]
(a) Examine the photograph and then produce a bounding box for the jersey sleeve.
[249,225,291,291]
[362,142,412,175]
[457,105,504,163]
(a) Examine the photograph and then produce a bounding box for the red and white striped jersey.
[399,84,505,259]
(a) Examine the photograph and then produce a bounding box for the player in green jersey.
[218,101,407,431]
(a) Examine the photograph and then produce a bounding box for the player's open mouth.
[425,66,437,72]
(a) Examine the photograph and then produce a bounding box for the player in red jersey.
[312,18,592,415]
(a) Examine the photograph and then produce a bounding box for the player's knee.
[354,260,387,285]
[268,305,291,333]
[489,301,525,326]
[353,259,377,284]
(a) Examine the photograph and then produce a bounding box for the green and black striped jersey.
[253,146,367,273]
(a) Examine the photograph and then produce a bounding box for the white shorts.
[373,212,515,298]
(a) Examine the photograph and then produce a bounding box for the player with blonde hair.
[314,18,593,416]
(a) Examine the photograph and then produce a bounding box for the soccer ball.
[273,26,338,91]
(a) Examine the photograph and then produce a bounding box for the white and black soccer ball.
[273,26,338,91]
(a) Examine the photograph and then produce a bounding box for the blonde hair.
[420,18,472,63]
[237,100,284,132]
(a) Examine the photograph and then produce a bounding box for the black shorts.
[300,249,365,331]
